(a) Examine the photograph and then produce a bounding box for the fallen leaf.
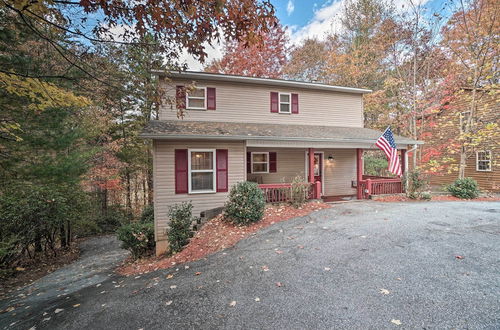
[194,272,202,276]
[391,319,402,325]
[72,304,81,308]
[276,282,283,287]
[380,289,390,295]
[254,297,260,302]
[6,306,15,312]
[42,317,51,322]
[455,255,464,259]
[185,265,190,269]
[324,267,331,271]
[297,245,304,249]
[165,301,173,306]
[261,265,269,272]
[170,285,177,289]
[275,250,283,254]
[54,308,64,314]
[229,301,236,307]
[15,267,25,271]
[166,274,174,279]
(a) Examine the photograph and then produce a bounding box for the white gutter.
[152,70,373,94]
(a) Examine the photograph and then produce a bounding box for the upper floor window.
[279,93,291,114]
[251,152,269,173]
[186,87,207,110]
[460,111,471,132]
[188,149,216,193]
[476,150,492,172]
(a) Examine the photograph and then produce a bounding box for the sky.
[183,0,452,71]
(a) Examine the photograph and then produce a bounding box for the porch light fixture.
[328,154,334,161]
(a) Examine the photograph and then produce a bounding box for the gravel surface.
[1,201,499,330]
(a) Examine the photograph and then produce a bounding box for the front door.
[313,153,323,186]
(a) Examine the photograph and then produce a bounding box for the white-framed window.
[188,149,216,193]
[251,152,269,173]
[460,111,471,132]
[476,150,492,172]
[186,87,207,110]
[279,93,291,114]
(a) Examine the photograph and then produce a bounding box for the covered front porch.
[247,146,408,203]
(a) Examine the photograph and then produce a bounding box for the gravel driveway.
[1,201,499,329]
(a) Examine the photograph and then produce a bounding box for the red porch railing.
[357,176,404,199]
[258,182,318,203]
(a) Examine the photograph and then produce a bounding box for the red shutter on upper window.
[291,93,299,114]
[269,152,277,173]
[270,92,279,113]
[176,86,186,109]
[174,149,188,194]
[216,149,228,192]
[207,87,216,110]
[247,152,251,173]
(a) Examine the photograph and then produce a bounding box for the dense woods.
[0,0,277,272]
[0,0,498,273]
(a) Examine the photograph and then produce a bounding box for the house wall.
[416,90,499,192]
[247,147,357,196]
[159,78,364,128]
[153,140,246,254]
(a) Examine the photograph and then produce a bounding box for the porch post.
[308,148,315,198]
[356,148,363,199]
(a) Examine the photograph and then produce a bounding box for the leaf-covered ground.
[117,201,330,275]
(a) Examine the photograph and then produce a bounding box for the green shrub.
[290,176,311,208]
[116,222,155,259]
[140,205,154,223]
[73,219,101,237]
[364,154,389,176]
[167,202,196,253]
[224,181,265,225]
[403,169,429,199]
[0,236,19,269]
[447,177,480,199]
[420,192,432,200]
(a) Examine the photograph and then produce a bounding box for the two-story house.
[141,71,421,255]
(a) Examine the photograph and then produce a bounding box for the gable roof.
[152,71,372,95]
[141,120,422,145]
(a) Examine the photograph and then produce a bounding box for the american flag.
[375,127,402,176]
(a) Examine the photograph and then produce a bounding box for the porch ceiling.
[141,120,423,147]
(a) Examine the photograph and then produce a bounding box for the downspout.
[405,144,418,191]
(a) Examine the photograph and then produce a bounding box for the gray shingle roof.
[141,120,422,145]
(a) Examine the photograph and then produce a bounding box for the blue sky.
[184,0,453,69]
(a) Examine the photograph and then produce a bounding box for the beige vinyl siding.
[247,148,357,196]
[160,78,364,127]
[153,140,246,242]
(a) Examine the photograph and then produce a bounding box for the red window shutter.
[175,149,188,194]
[176,86,186,109]
[291,93,299,114]
[270,92,278,113]
[207,87,216,110]
[247,152,251,173]
[216,149,228,192]
[269,152,277,173]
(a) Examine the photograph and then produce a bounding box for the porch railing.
[358,177,404,199]
[258,182,318,203]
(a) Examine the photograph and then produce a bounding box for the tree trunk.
[125,169,132,212]
[60,223,67,248]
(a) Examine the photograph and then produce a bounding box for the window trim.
[186,87,207,110]
[476,150,492,172]
[251,151,269,174]
[278,92,291,114]
[188,148,216,194]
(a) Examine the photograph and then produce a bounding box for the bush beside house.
[167,202,196,253]
[224,182,265,225]
[447,178,480,199]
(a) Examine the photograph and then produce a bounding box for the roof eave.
[152,70,372,94]
[140,133,423,146]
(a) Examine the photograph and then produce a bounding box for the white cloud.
[290,0,433,46]
[289,0,344,45]
[287,0,295,16]
[179,40,225,71]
